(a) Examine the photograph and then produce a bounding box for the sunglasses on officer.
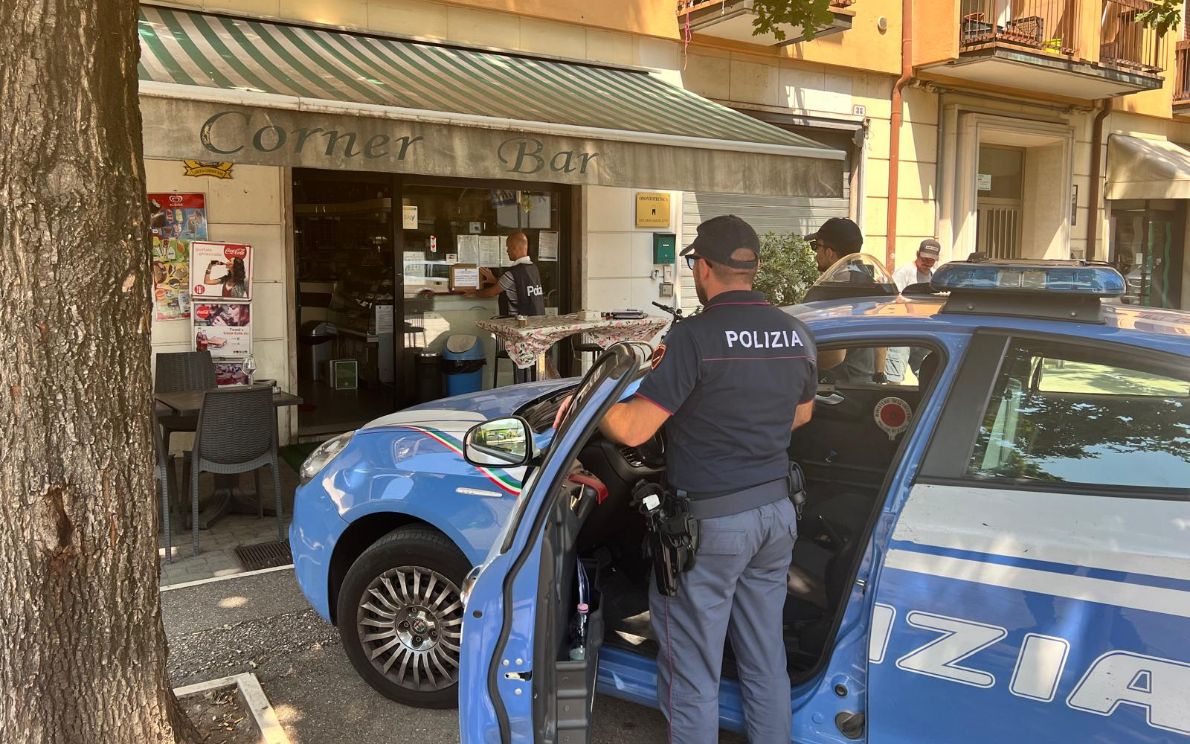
[685,255,712,271]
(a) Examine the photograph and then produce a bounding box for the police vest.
[498,262,546,317]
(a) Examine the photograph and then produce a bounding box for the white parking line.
[160,564,295,592]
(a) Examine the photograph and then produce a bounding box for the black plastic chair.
[155,351,217,452]
[571,334,603,370]
[188,386,283,555]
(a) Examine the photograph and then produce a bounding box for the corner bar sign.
[139,98,844,198]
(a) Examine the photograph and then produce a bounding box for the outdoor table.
[475,313,670,378]
[154,386,303,528]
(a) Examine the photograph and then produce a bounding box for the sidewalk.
[159,462,298,587]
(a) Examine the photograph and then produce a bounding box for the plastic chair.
[155,351,217,452]
[154,410,177,563]
[571,334,603,371]
[188,386,283,555]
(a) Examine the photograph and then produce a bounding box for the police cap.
[680,215,760,269]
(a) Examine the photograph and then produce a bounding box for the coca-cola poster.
[192,301,252,359]
[190,241,252,302]
[149,192,206,321]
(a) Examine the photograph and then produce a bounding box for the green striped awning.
[136,5,829,154]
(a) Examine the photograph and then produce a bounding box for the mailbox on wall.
[652,233,676,265]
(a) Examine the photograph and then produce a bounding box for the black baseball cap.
[680,215,760,268]
[806,217,863,254]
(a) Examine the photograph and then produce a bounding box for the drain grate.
[233,539,292,571]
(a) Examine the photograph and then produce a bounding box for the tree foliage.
[1135,0,1182,36]
[753,232,820,305]
[751,0,836,42]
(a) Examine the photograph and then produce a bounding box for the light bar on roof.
[932,262,1125,297]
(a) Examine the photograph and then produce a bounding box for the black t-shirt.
[635,290,817,493]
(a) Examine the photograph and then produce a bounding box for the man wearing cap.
[807,216,865,275]
[893,239,941,292]
[597,215,817,744]
[805,218,891,383]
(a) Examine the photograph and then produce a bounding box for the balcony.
[1175,39,1190,115]
[918,0,1165,99]
[676,0,855,47]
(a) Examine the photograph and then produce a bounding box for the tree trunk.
[0,2,194,742]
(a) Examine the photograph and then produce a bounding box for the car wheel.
[337,527,469,708]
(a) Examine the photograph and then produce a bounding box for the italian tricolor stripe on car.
[400,425,523,496]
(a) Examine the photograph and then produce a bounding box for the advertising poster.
[149,192,206,321]
[191,241,252,301]
[192,301,252,359]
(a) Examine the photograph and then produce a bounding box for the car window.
[819,343,938,388]
[968,339,1190,489]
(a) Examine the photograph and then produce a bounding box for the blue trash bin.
[442,335,486,396]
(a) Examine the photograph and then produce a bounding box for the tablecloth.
[474,313,670,368]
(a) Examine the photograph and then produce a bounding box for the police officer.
[599,215,817,743]
[470,231,545,382]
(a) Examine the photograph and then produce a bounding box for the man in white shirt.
[892,238,941,291]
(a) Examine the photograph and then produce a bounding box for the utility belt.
[632,463,807,597]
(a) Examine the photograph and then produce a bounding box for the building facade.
[142,0,1190,443]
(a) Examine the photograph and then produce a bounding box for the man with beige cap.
[892,238,941,291]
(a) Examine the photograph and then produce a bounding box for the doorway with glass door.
[1109,200,1186,309]
[293,170,397,437]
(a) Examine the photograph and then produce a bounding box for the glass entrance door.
[398,182,566,403]
[293,170,396,436]
[1110,200,1186,309]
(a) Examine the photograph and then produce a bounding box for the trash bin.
[299,321,337,382]
[442,335,487,396]
[415,351,443,403]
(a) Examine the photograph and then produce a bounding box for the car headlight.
[299,431,354,485]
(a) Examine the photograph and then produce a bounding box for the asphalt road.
[162,567,743,743]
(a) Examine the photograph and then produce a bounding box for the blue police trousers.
[649,497,798,744]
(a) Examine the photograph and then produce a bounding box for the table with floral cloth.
[474,313,671,369]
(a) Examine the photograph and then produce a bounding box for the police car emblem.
[874,397,911,440]
[651,343,666,370]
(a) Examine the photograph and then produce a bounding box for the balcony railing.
[1176,39,1190,102]
[960,0,1080,55]
[1099,0,1164,73]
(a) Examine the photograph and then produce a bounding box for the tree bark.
[0,2,195,742]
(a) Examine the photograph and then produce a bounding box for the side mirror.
[464,417,533,468]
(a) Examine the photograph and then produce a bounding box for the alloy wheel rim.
[357,566,464,692]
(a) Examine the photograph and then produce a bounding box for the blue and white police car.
[293,259,1190,742]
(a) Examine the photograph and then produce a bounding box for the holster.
[632,482,700,598]
[789,462,808,520]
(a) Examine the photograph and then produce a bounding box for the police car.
[452,259,1190,743]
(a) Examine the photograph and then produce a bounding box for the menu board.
[191,241,252,301]
[149,192,206,321]
[192,301,252,358]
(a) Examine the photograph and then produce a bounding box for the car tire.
[337,527,470,709]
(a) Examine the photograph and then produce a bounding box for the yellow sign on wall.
[635,192,671,228]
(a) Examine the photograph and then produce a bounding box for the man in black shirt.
[471,231,545,318]
[599,215,817,743]
[471,231,545,382]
